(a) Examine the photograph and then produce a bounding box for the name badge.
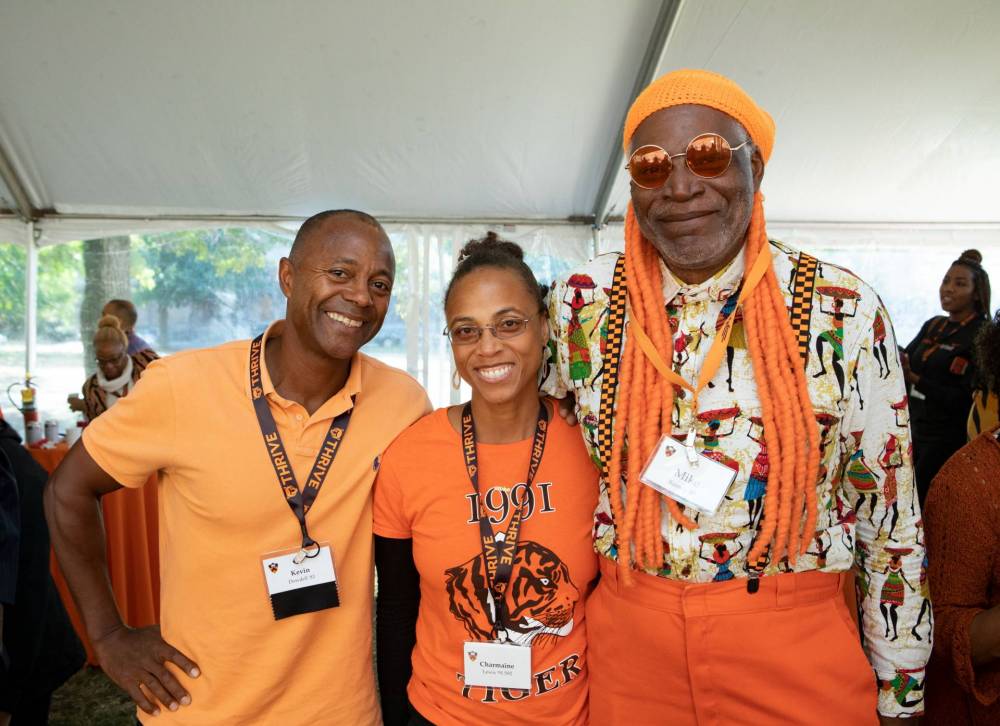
[260,544,339,620]
[640,434,738,515]
[463,641,532,690]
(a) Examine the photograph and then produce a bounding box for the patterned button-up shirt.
[543,239,930,718]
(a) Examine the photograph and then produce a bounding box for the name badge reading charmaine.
[260,545,339,620]
[640,435,738,515]
[463,641,532,690]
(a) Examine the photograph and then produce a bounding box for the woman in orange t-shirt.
[374,233,599,726]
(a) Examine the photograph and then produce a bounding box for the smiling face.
[939,263,977,316]
[279,217,395,361]
[629,104,764,283]
[445,267,547,407]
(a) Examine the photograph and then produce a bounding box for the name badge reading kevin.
[260,544,339,621]
[463,641,532,690]
[640,435,738,515]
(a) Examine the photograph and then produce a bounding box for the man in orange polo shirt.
[44,210,430,725]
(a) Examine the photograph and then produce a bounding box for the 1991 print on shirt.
[374,408,598,723]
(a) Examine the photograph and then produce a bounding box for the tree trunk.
[80,236,131,375]
[158,303,169,349]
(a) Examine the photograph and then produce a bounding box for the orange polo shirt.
[82,321,430,725]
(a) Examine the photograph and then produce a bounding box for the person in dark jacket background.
[0,421,19,678]
[0,415,85,724]
[903,249,990,505]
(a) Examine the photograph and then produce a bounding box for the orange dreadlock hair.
[609,198,820,576]
[609,69,821,577]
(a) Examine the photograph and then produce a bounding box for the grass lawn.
[50,668,134,726]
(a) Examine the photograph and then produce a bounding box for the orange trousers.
[588,559,878,725]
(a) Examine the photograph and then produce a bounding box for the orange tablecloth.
[31,442,160,664]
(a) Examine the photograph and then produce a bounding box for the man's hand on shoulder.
[553,392,578,426]
[94,624,200,716]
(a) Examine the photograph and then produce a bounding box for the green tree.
[0,241,83,342]
[133,228,285,347]
[81,236,131,372]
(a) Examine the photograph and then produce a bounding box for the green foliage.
[0,241,83,341]
[0,243,23,336]
[133,228,285,328]
[2,229,285,345]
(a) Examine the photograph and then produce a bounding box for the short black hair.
[104,298,138,327]
[444,232,545,312]
[289,209,385,264]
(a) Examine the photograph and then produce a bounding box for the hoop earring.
[452,369,462,390]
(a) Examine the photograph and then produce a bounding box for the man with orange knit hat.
[545,69,927,723]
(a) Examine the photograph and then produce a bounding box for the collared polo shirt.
[83,320,430,725]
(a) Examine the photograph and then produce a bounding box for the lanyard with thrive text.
[461,401,549,640]
[249,334,353,562]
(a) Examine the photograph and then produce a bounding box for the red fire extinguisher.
[6,375,38,425]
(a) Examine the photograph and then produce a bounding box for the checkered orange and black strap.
[597,254,628,476]
[790,250,818,362]
[596,246,815,473]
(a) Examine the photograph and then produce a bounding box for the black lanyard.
[461,401,549,640]
[249,334,353,557]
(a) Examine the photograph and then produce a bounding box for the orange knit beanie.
[622,69,775,161]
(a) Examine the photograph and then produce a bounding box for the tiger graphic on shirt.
[445,539,579,647]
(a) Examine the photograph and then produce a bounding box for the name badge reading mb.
[640,434,737,515]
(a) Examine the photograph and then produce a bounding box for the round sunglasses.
[626,133,751,189]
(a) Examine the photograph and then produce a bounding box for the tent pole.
[24,220,37,379]
[590,0,684,227]
[591,225,602,258]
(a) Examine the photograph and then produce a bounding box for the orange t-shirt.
[82,321,430,725]
[373,404,599,726]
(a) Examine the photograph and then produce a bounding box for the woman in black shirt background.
[903,249,990,506]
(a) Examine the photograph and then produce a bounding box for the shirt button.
[295,414,303,421]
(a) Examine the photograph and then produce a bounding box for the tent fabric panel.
[647,0,1000,223]
[0,176,15,214]
[0,0,660,220]
[0,218,26,246]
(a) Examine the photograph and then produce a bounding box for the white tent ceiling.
[1,0,999,244]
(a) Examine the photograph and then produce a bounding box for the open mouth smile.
[475,364,513,382]
[325,311,363,328]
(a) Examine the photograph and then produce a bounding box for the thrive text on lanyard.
[460,401,549,689]
[250,334,351,619]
